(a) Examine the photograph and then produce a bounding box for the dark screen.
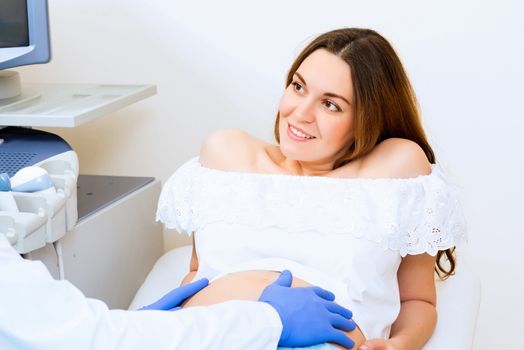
[0,0,30,48]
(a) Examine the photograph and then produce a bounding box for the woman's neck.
[271,146,337,176]
[280,158,336,176]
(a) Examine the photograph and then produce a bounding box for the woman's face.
[278,49,354,166]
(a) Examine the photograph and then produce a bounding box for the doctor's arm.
[0,236,282,350]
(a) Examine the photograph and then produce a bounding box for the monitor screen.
[0,0,51,71]
[0,0,30,48]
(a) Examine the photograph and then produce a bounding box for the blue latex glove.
[259,270,356,349]
[139,278,209,311]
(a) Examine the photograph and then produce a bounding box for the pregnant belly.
[181,270,366,349]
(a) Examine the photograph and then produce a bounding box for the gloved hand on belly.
[138,278,209,311]
[259,270,357,349]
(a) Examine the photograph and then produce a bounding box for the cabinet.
[30,175,163,309]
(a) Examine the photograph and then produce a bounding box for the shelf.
[0,83,156,127]
[76,175,154,223]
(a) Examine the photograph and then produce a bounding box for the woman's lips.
[287,124,316,142]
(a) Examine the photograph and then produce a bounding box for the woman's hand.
[359,339,402,350]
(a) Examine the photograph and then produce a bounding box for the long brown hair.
[274,28,455,279]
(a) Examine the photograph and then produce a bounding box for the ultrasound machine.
[0,0,79,256]
[1,2,161,306]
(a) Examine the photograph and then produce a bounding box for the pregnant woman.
[157,28,466,350]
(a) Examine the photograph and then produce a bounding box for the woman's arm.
[180,235,198,285]
[359,138,437,350]
[390,253,437,350]
[361,253,437,350]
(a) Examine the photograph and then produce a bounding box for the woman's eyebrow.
[294,72,351,106]
[295,72,307,85]
[325,92,351,106]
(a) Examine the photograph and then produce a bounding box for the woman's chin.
[278,145,315,162]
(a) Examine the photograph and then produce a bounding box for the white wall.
[16,0,523,348]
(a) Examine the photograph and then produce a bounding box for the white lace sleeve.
[156,157,199,234]
[391,167,468,256]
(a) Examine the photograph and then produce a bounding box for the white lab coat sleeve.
[0,236,282,350]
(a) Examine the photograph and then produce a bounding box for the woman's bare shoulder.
[356,138,432,179]
[199,129,265,171]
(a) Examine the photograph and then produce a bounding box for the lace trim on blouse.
[157,157,467,256]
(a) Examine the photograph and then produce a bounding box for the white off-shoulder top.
[156,157,467,340]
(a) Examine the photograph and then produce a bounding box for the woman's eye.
[324,100,341,112]
[292,81,304,93]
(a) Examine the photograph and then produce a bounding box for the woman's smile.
[287,123,316,142]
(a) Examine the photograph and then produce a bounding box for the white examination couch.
[130,246,481,350]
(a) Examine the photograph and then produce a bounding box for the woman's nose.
[293,99,315,123]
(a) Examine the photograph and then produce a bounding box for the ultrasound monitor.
[0,0,51,99]
[0,1,29,50]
